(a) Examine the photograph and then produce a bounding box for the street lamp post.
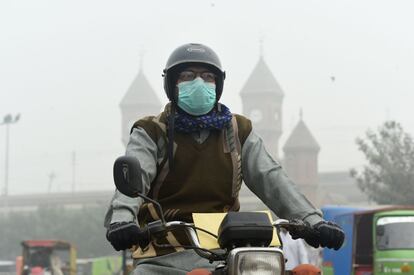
[1,113,20,196]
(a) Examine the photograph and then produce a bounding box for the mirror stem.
[137,193,167,225]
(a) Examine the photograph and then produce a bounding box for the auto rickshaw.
[322,206,414,275]
[20,240,76,275]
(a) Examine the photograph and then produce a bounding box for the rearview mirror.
[113,156,143,197]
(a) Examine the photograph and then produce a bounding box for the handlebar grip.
[279,219,320,241]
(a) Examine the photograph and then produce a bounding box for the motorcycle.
[113,156,323,275]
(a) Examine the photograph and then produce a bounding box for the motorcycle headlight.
[227,247,284,275]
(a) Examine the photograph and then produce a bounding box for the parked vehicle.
[322,206,414,275]
[321,206,364,275]
[19,240,76,275]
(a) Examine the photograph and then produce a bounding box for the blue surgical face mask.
[177,77,216,116]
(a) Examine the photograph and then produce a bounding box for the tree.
[350,121,414,204]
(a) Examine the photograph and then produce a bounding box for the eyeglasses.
[178,70,216,83]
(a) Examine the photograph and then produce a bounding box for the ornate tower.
[283,112,320,204]
[240,55,284,159]
[120,68,162,146]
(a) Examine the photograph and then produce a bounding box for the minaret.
[283,110,320,204]
[240,51,284,159]
[120,65,162,147]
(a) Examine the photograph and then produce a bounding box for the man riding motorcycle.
[104,43,344,274]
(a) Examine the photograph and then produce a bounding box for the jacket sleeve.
[241,130,323,226]
[104,127,158,227]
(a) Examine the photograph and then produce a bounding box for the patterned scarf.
[172,104,232,133]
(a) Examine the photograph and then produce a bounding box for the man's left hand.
[313,221,344,250]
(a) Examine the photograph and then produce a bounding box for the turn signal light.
[401,263,412,273]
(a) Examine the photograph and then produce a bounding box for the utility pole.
[1,113,20,196]
[48,171,56,193]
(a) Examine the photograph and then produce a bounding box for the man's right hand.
[106,221,149,251]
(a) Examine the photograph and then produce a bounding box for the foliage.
[350,121,414,204]
[0,205,118,261]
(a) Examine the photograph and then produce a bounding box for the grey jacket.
[104,127,323,227]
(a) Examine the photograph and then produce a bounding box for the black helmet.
[163,43,226,103]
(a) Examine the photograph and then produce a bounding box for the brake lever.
[273,219,320,239]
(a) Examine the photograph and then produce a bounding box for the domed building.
[283,112,320,204]
[119,67,162,146]
[240,55,284,159]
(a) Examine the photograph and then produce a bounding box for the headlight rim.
[227,247,285,275]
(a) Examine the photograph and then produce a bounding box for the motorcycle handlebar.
[139,219,318,251]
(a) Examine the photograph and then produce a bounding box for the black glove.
[313,221,344,250]
[286,219,320,248]
[106,221,150,251]
[288,220,344,250]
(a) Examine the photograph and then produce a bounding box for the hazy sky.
[1,0,414,194]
